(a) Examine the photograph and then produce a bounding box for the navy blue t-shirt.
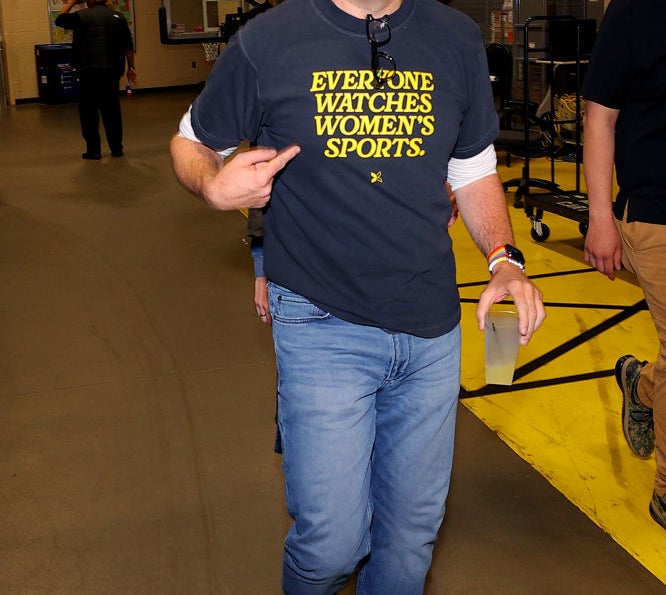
[191,0,498,337]
[582,0,666,224]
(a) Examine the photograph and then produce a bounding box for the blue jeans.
[268,283,461,595]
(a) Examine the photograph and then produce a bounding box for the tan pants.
[617,214,666,497]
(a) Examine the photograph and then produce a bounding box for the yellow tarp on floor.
[454,158,666,584]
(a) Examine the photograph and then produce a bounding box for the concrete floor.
[1,89,663,594]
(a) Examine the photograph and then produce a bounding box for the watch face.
[505,244,525,265]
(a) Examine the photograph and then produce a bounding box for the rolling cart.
[512,15,594,242]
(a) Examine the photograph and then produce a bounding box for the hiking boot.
[615,355,654,458]
[649,492,666,530]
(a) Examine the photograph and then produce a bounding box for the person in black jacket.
[56,0,136,159]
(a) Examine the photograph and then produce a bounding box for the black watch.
[505,244,525,268]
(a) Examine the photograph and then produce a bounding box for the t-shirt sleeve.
[122,16,134,51]
[581,0,632,109]
[54,12,79,29]
[190,33,262,151]
[451,41,499,159]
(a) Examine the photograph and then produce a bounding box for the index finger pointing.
[275,144,301,168]
[262,144,301,180]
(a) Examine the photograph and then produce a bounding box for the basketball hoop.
[202,42,220,62]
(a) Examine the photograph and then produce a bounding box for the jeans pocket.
[268,282,331,324]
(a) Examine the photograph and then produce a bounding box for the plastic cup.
[485,308,520,385]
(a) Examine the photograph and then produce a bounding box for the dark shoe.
[649,492,666,530]
[615,355,654,458]
[111,150,124,157]
[82,152,101,160]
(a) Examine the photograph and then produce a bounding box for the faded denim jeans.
[268,282,460,595]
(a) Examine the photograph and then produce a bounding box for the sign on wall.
[48,0,136,45]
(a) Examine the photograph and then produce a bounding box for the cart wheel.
[530,221,550,242]
[579,222,588,236]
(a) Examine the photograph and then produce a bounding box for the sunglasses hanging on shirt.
[365,14,397,89]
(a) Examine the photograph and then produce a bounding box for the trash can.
[35,44,79,104]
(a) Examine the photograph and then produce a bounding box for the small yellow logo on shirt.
[370,171,383,184]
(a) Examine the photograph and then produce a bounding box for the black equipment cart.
[510,15,595,242]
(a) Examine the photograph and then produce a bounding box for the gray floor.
[1,90,663,594]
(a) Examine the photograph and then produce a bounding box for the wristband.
[487,244,525,273]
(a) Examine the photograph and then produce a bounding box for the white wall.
[0,0,222,104]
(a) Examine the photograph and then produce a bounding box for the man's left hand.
[477,263,545,345]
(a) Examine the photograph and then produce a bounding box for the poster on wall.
[48,0,136,45]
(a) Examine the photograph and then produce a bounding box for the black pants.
[77,70,123,155]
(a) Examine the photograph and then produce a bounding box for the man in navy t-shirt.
[171,0,545,590]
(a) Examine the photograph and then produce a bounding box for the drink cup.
[485,307,520,385]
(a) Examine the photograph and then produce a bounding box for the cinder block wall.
[0,0,610,105]
[0,0,221,104]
